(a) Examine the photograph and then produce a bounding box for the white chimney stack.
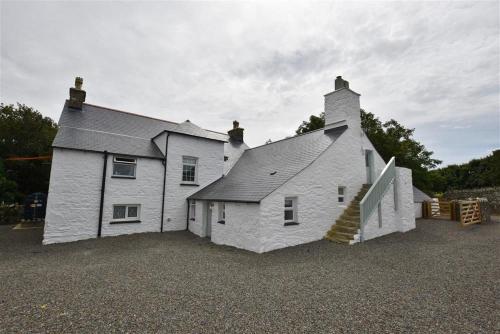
[324,76,361,133]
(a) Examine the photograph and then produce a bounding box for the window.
[284,197,298,225]
[338,186,346,203]
[112,204,140,223]
[113,157,136,178]
[189,200,196,221]
[218,202,225,224]
[182,156,198,183]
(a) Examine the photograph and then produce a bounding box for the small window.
[189,200,196,221]
[182,156,198,183]
[284,197,297,224]
[218,202,225,223]
[112,204,140,222]
[338,186,346,203]
[113,156,136,178]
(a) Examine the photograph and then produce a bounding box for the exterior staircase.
[325,184,371,244]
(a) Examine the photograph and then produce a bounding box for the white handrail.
[360,157,396,241]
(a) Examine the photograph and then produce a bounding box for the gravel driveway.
[1,219,498,333]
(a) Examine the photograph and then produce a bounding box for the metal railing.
[360,157,396,241]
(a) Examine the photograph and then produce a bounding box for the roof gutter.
[160,133,170,232]
[97,150,108,238]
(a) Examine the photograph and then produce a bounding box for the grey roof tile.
[413,186,431,202]
[53,102,227,157]
[189,126,347,202]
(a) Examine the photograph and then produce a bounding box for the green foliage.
[429,150,500,193]
[0,159,18,203]
[295,110,441,193]
[0,103,58,201]
[296,112,325,135]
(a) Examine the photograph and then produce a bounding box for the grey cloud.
[1,1,498,166]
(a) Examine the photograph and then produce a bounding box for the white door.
[206,202,213,237]
[365,150,373,184]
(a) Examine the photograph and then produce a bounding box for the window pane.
[284,209,294,221]
[128,206,138,218]
[113,206,126,219]
[284,199,293,207]
[182,165,196,182]
[183,157,197,164]
[338,187,344,195]
[113,163,135,177]
[338,197,344,203]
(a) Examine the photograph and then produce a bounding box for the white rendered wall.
[100,155,164,237]
[163,134,224,231]
[258,127,370,253]
[362,167,415,241]
[44,149,102,244]
[210,202,262,253]
[223,140,249,174]
[414,203,423,219]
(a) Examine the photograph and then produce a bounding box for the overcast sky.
[1,1,499,166]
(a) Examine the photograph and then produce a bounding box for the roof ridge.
[247,126,327,151]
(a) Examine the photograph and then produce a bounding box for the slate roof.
[52,102,227,158]
[413,186,431,203]
[189,126,347,203]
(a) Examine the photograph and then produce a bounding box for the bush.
[0,204,21,225]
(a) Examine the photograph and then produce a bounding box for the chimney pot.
[335,76,349,90]
[233,120,239,129]
[75,77,83,90]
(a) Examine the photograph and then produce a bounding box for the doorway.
[365,150,374,184]
[205,202,213,237]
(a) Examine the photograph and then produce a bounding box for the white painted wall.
[414,203,423,219]
[362,167,415,241]
[163,133,224,231]
[45,132,224,244]
[258,127,368,252]
[44,149,103,244]
[101,155,164,237]
[224,140,249,174]
[210,202,262,253]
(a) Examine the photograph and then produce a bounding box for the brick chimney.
[68,77,86,110]
[324,75,361,132]
[228,120,244,142]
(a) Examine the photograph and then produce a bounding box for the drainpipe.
[97,150,108,237]
[185,198,190,231]
[160,133,170,232]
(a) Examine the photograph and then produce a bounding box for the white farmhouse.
[43,76,415,252]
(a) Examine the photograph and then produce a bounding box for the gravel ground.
[0,219,498,333]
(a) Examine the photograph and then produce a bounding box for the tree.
[296,112,325,135]
[295,110,441,193]
[0,159,18,203]
[0,103,58,200]
[429,150,500,193]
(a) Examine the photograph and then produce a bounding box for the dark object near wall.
[23,192,47,221]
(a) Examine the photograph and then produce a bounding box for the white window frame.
[284,197,298,224]
[112,156,137,178]
[112,204,141,222]
[189,200,196,221]
[218,202,225,223]
[338,186,346,204]
[182,156,198,183]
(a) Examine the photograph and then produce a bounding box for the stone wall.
[444,187,500,213]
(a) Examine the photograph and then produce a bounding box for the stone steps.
[325,184,372,245]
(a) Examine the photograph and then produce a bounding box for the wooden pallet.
[460,200,481,226]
